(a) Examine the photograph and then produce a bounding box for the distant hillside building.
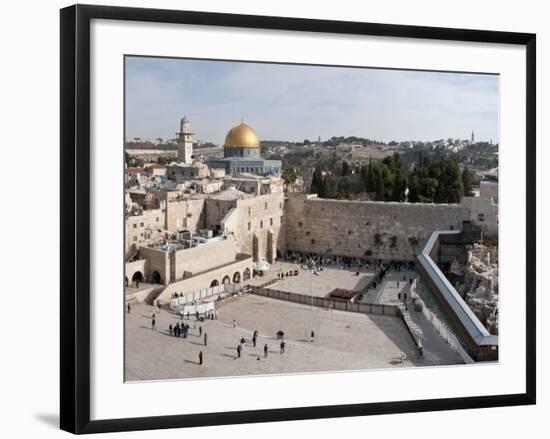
[208,122,282,176]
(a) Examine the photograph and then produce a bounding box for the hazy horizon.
[125,56,499,144]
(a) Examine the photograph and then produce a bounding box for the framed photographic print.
[60,4,536,434]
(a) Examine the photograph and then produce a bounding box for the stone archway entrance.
[210,279,219,287]
[150,271,161,284]
[243,268,251,281]
[222,275,231,285]
[233,271,241,283]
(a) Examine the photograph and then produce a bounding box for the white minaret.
[176,116,193,163]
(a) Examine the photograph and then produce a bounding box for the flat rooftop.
[125,294,462,381]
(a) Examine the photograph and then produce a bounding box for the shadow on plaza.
[220,353,237,359]
[189,341,207,346]
[367,313,424,367]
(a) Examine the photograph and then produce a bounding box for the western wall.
[283,193,497,261]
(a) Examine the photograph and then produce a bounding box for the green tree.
[462,166,475,197]
[282,165,297,188]
[309,164,323,194]
[341,160,351,177]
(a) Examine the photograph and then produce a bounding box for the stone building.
[176,116,193,164]
[208,122,282,176]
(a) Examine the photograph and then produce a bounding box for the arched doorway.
[243,268,251,281]
[233,271,241,283]
[150,271,161,284]
[210,279,219,287]
[132,271,143,283]
[222,275,231,285]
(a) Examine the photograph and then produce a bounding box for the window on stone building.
[264,202,268,210]
[260,220,263,229]
[156,217,159,222]
[478,213,485,222]
[140,222,144,227]
[270,218,273,226]
[248,222,251,231]
[133,224,137,228]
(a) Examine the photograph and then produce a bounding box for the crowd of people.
[284,251,415,273]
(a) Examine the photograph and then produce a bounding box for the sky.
[125,56,499,144]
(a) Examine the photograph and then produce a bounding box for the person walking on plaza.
[252,333,257,347]
[204,332,208,346]
[233,319,237,328]
[169,323,173,336]
[310,330,315,343]
[264,343,269,358]
[157,301,161,314]
[127,303,131,314]
[199,326,202,336]
[198,351,203,365]
[280,340,286,354]
[151,317,156,330]
[237,344,242,358]
[196,311,199,321]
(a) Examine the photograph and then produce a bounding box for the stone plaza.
[125,292,462,382]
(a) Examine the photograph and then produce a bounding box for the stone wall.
[125,208,165,253]
[284,194,477,261]
[460,196,498,236]
[139,247,170,285]
[156,256,253,304]
[221,192,285,262]
[164,197,206,232]
[204,198,236,230]
[172,238,238,280]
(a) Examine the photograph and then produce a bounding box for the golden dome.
[224,123,260,148]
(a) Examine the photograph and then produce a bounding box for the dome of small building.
[224,123,260,148]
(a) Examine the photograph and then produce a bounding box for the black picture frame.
[60,4,536,434]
